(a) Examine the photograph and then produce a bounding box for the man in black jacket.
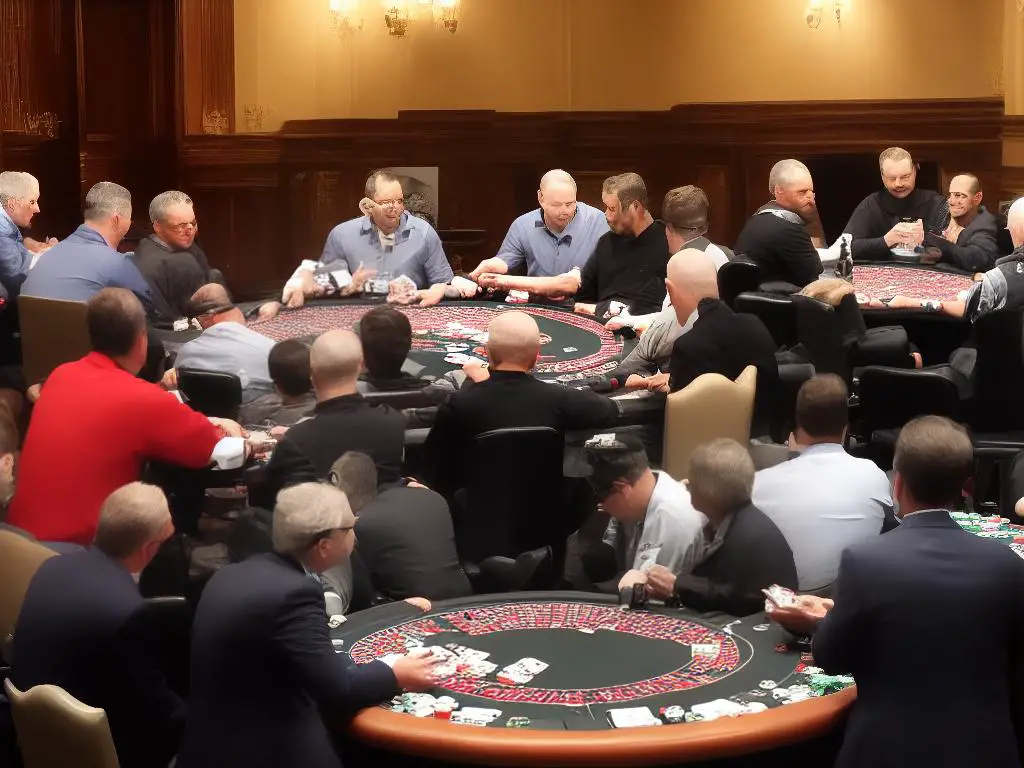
[734,159,823,288]
[922,173,1000,272]
[177,483,437,768]
[12,482,183,768]
[666,249,778,399]
[424,310,619,495]
[769,416,1024,768]
[330,451,471,601]
[645,438,796,616]
[843,147,948,262]
[253,329,406,509]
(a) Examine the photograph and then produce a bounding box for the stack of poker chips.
[805,673,855,697]
[505,290,529,304]
[389,693,460,719]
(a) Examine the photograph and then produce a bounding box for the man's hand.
[417,285,446,307]
[646,565,677,600]
[618,569,647,591]
[257,301,282,321]
[404,597,432,612]
[283,271,317,308]
[476,273,504,291]
[883,220,924,249]
[469,257,507,282]
[644,372,671,393]
[209,417,247,438]
[919,247,942,265]
[767,595,834,636]
[463,360,490,383]
[160,368,178,391]
[26,383,42,404]
[405,479,430,490]
[392,654,440,691]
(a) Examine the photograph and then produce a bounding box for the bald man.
[734,159,824,288]
[164,283,276,402]
[252,328,406,510]
[665,249,779,394]
[920,173,1000,272]
[424,310,619,497]
[469,170,610,300]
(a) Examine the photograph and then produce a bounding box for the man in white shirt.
[752,374,893,592]
[580,433,706,593]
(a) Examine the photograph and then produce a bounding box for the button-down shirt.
[174,321,276,403]
[0,205,31,296]
[497,202,610,276]
[22,224,153,307]
[603,471,707,576]
[318,212,453,289]
[752,442,892,591]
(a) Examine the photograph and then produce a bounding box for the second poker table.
[242,299,630,382]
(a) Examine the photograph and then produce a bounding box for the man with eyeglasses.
[178,483,438,768]
[918,173,1001,273]
[281,169,455,309]
[132,190,220,325]
[842,147,948,261]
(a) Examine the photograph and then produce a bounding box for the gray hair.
[84,182,132,221]
[0,171,39,207]
[768,159,811,196]
[149,190,193,223]
[687,438,755,514]
[93,482,170,560]
[272,483,353,556]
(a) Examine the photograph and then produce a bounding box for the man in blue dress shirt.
[470,169,610,300]
[21,182,153,309]
[0,171,56,297]
[281,169,454,309]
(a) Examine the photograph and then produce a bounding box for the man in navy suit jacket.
[771,416,1024,768]
[176,483,438,768]
[12,482,183,768]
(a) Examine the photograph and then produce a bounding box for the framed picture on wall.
[391,167,439,228]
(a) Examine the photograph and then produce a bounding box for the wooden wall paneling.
[180,0,235,136]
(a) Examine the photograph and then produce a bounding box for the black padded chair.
[455,427,567,569]
[791,295,851,382]
[177,367,242,419]
[734,291,799,349]
[134,596,193,699]
[717,260,761,309]
[362,389,436,410]
[464,546,555,594]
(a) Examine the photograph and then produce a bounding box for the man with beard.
[843,147,948,262]
[734,159,823,288]
[921,173,1000,273]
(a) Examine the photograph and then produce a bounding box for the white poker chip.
[758,680,777,690]
[752,623,771,632]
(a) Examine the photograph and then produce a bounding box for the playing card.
[516,658,549,675]
[691,643,720,658]
[689,699,746,721]
[444,353,473,365]
[607,707,662,728]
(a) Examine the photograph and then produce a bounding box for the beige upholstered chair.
[662,365,757,479]
[0,531,56,643]
[18,296,91,386]
[4,680,120,768]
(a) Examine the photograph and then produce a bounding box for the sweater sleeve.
[141,387,223,468]
[844,198,893,261]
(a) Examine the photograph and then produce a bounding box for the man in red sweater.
[8,288,247,545]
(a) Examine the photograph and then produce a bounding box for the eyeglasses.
[307,525,355,548]
[165,220,197,233]
[374,199,405,209]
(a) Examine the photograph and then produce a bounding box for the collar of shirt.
[71,224,112,248]
[534,208,579,245]
[359,211,412,240]
[148,233,173,251]
[313,392,367,413]
[797,442,847,458]
[703,508,737,557]
[0,206,22,241]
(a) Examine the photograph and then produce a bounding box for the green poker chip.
[506,716,531,728]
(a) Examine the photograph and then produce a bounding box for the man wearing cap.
[163,283,275,403]
[579,434,706,594]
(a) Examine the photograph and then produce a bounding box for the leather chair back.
[971,309,1024,431]
[663,366,756,479]
[792,294,850,382]
[4,680,120,768]
[458,427,566,563]
[857,366,962,433]
[717,260,761,308]
[362,389,435,410]
[0,532,55,643]
[18,296,91,386]
[734,291,799,349]
[177,367,242,419]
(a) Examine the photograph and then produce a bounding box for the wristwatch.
[919,299,942,312]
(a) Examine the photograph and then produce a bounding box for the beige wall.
[234,0,1004,131]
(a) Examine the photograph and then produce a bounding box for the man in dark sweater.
[132,191,218,325]
[646,438,797,616]
[734,159,823,288]
[922,173,1000,272]
[356,305,431,393]
[665,249,778,395]
[574,173,670,319]
[843,147,948,262]
[424,310,619,494]
[253,329,406,510]
[330,451,471,601]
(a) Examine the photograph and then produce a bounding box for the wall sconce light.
[806,0,850,29]
[383,1,411,38]
[433,0,460,34]
[328,0,364,35]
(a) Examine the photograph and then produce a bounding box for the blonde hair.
[879,147,913,170]
[800,278,854,308]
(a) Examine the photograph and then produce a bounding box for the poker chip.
[660,705,686,724]
[752,623,770,632]
[505,716,531,728]
[758,680,778,690]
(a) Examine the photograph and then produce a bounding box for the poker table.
[955,511,1024,555]
[333,592,855,767]
[245,299,629,382]
[852,263,975,364]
